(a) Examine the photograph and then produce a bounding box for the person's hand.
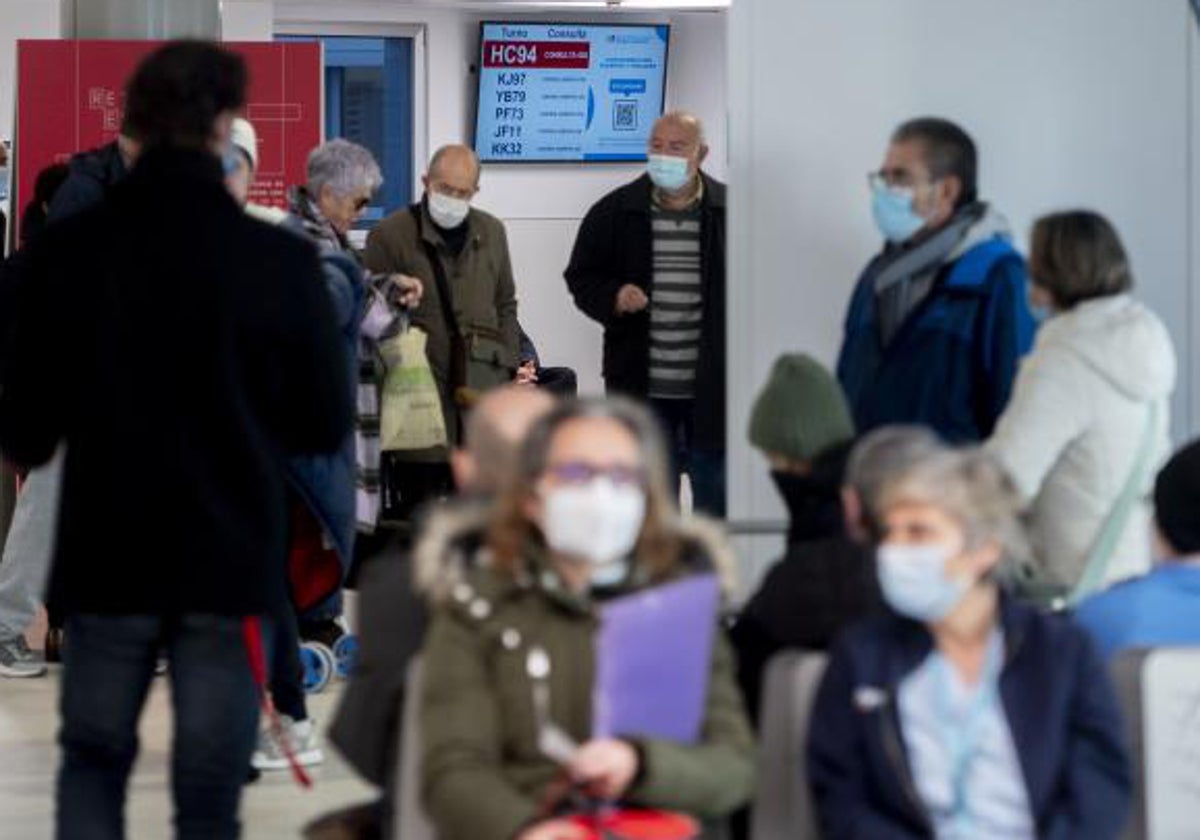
[614,284,649,316]
[388,273,424,308]
[515,819,591,840]
[569,739,640,800]
[515,360,539,386]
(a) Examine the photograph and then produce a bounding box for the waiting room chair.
[392,656,435,840]
[1110,648,1200,840]
[750,650,828,840]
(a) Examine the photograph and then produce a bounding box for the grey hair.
[846,425,944,518]
[306,138,383,198]
[876,447,1031,567]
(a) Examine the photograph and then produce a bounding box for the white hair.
[306,138,383,198]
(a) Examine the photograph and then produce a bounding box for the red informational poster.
[13,40,322,242]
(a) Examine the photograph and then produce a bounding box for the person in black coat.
[0,42,351,839]
[564,111,727,515]
[731,355,891,726]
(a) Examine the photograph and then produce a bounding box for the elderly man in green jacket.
[364,144,520,520]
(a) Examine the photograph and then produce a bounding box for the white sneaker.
[0,636,47,678]
[251,715,324,771]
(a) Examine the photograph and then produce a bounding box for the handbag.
[414,204,514,407]
[378,327,449,451]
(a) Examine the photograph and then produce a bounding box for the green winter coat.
[416,511,756,840]
[362,201,520,452]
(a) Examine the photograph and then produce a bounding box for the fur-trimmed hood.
[414,499,739,606]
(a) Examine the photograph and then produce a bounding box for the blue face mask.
[221,146,242,177]
[1027,283,1055,323]
[647,154,691,192]
[876,542,970,622]
[871,183,927,244]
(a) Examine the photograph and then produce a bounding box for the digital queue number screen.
[475,23,670,163]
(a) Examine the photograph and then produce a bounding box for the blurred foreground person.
[0,41,352,839]
[309,385,556,838]
[419,398,754,840]
[808,449,1131,839]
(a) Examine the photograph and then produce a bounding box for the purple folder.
[592,574,720,744]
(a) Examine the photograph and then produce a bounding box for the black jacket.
[732,536,880,723]
[0,148,352,617]
[564,173,727,449]
[808,595,1132,839]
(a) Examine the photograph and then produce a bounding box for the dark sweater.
[0,147,352,617]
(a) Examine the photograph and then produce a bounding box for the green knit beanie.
[747,354,855,462]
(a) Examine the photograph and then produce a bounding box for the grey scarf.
[873,203,986,346]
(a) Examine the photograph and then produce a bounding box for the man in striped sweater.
[565,112,728,515]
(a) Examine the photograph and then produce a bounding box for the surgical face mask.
[428,190,471,230]
[1029,303,1055,324]
[876,542,971,622]
[647,154,692,192]
[0,166,9,201]
[541,478,647,569]
[1027,283,1056,323]
[871,182,927,244]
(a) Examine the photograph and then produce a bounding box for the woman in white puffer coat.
[988,211,1176,596]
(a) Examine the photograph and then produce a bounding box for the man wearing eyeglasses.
[836,117,1036,443]
[364,144,520,523]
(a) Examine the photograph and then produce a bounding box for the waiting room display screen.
[474,22,670,163]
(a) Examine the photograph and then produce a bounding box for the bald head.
[648,111,708,197]
[653,111,705,147]
[452,386,556,492]
[425,144,480,198]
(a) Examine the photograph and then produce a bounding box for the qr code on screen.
[613,100,638,131]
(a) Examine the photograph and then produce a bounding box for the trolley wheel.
[300,642,335,693]
[333,633,359,679]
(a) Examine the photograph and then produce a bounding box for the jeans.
[650,398,727,517]
[0,449,63,639]
[57,613,260,840]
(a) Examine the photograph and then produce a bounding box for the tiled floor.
[0,669,377,839]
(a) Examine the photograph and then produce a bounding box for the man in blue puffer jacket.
[837,117,1036,443]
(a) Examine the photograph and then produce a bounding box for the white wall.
[728,0,1200,588]
[266,0,728,396]
[0,0,62,142]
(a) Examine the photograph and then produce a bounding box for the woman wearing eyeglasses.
[417,398,755,840]
[244,140,424,772]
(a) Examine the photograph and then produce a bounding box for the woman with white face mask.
[417,397,755,840]
[807,448,1131,840]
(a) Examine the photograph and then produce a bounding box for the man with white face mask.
[837,117,1036,444]
[565,111,728,517]
[365,144,520,522]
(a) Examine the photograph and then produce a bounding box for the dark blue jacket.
[46,140,128,224]
[807,595,1132,840]
[282,244,365,567]
[837,238,1035,442]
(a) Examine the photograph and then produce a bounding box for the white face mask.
[428,190,470,229]
[541,478,647,570]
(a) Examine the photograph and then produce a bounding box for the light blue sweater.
[1074,562,1200,661]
